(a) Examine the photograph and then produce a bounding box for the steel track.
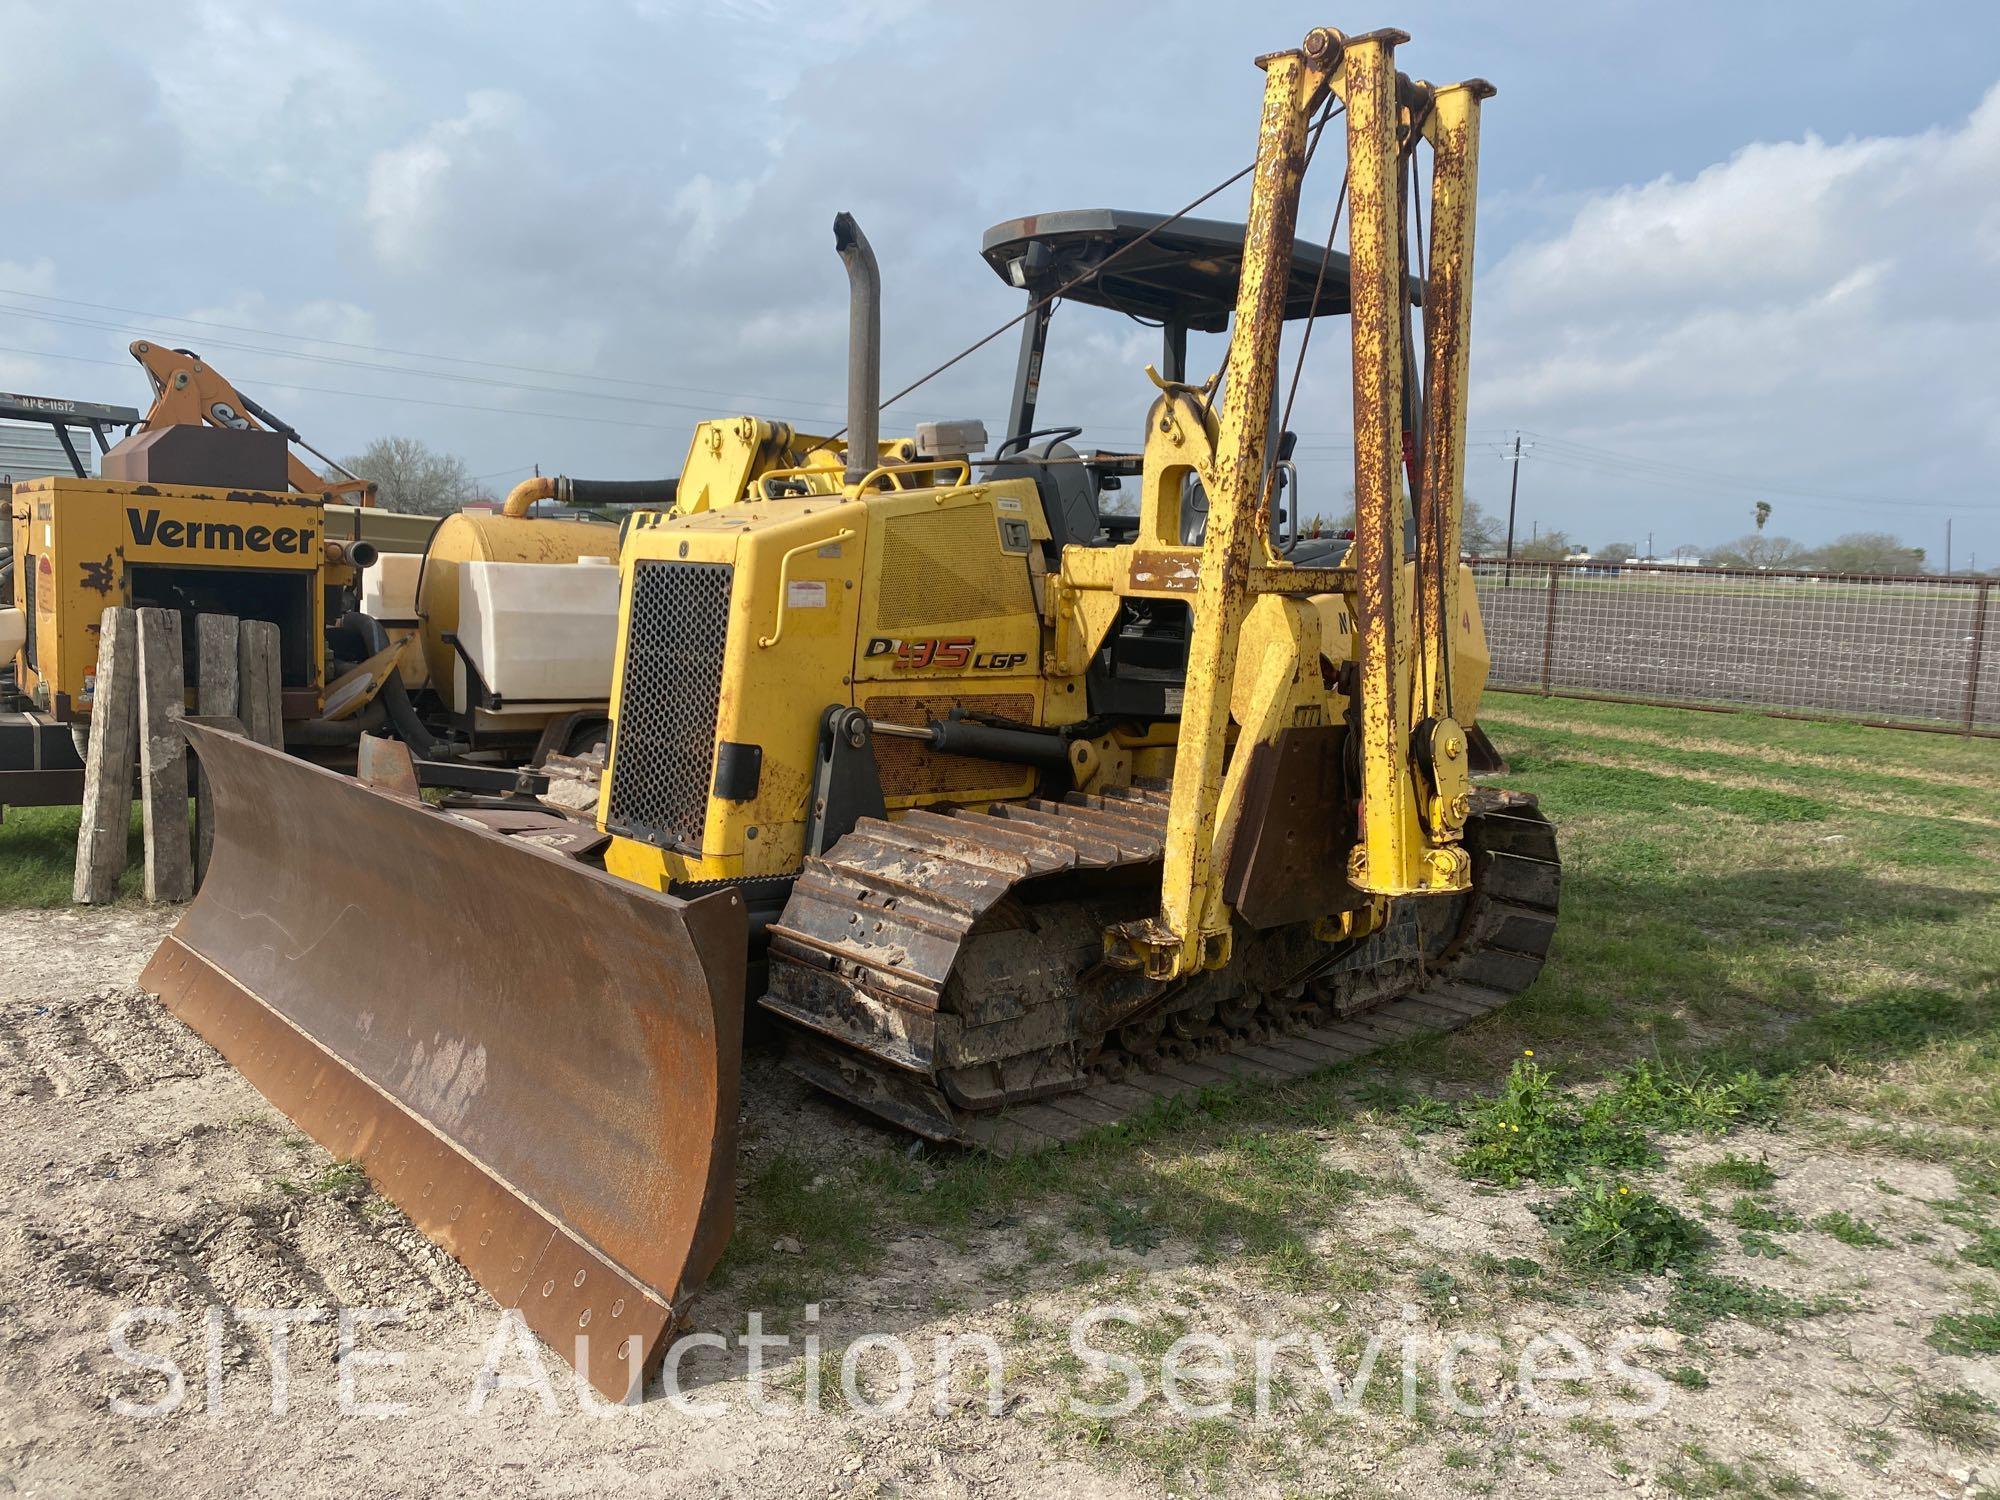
[765,785,1559,1155]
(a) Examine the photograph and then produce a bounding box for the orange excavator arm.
[127,339,376,505]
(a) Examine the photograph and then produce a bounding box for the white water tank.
[361,552,428,689]
[0,607,23,668]
[456,558,619,718]
[362,552,422,621]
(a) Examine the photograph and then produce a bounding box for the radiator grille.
[21,559,37,672]
[605,561,733,849]
[876,508,1032,629]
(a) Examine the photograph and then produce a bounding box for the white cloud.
[148,1,388,194]
[0,3,177,195]
[1472,83,2000,546]
[363,91,524,272]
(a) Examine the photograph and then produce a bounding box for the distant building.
[0,420,93,483]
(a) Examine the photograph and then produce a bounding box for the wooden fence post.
[237,620,283,749]
[136,607,193,903]
[72,607,139,905]
[194,613,241,882]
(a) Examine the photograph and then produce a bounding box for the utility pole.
[1646,530,1654,561]
[1945,518,1952,576]
[1504,432,1523,559]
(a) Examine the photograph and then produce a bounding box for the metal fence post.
[1539,564,1559,696]
[1966,580,1992,735]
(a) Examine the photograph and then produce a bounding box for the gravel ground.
[2,906,1997,1498]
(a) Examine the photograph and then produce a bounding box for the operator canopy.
[982,208,1416,331]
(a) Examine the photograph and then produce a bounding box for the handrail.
[853,459,972,495]
[755,463,847,501]
[753,458,975,502]
[759,529,856,648]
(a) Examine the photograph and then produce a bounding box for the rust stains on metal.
[1339,30,1419,894]
[1124,549,1204,595]
[1413,80,1493,725]
[140,722,746,1398]
[78,556,114,595]
[864,692,1036,798]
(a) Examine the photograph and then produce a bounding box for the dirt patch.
[3,909,1998,1498]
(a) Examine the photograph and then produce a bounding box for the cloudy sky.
[4,0,1996,567]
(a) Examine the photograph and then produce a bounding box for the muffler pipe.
[833,212,881,484]
[324,539,379,569]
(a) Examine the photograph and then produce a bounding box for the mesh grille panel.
[605,561,733,848]
[876,508,1032,629]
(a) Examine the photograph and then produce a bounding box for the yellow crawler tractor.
[144,25,1560,1396]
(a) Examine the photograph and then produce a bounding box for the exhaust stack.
[833,212,880,484]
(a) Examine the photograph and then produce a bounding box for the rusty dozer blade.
[141,721,747,1398]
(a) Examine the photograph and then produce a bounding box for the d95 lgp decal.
[865,636,1029,671]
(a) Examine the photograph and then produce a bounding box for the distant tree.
[1515,530,1571,562]
[1598,541,1638,562]
[337,436,477,516]
[1462,500,1501,556]
[1754,500,1772,533]
[1806,531,1926,575]
[1708,532,1811,569]
[1671,543,1702,561]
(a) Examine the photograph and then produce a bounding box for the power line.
[0,285,1370,441]
[0,343,691,432]
[1506,428,1986,514]
[0,284,883,412]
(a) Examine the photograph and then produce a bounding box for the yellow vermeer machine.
[3,341,657,819]
[147,25,1561,1396]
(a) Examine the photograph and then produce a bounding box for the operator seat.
[984,437,1105,566]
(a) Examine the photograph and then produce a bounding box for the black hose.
[562,477,677,509]
[286,699,388,745]
[335,610,455,760]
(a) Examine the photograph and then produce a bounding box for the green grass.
[275,1158,369,1200]
[1908,1383,1998,1452]
[1658,1440,1822,1497]
[1810,1211,1889,1248]
[1931,1311,2000,1357]
[1724,1198,1802,1234]
[0,803,144,907]
[700,700,1997,1330]
[1536,1180,1710,1274]
[1686,1154,1779,1192]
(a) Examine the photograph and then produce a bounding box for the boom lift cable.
[1191,100,1347,434]
[807,102,1345,454]
[1276,172,1350,447]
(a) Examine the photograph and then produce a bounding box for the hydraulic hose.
[502,475,679,518]
[334,609,455,760]
[285,699,388,745]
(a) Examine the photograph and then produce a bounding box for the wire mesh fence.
[1470,560,1998,735]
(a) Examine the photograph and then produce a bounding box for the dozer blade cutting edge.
[140,720,747,1398]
